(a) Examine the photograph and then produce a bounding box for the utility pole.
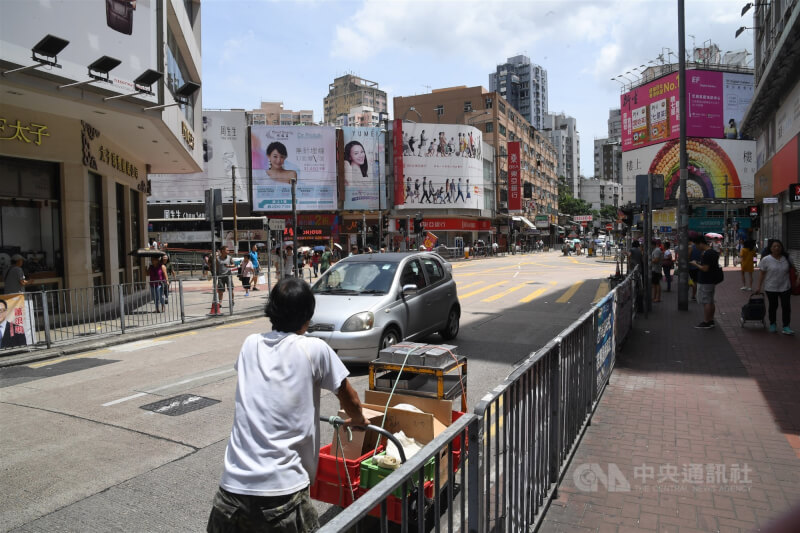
[232,166,238,254]
[723,176,730,266]
[362,211,367,250]
[291,178,298,277]
[676,0,690,311]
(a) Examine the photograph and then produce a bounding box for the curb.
[0,309,265,368]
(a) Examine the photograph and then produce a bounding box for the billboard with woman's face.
[342,127,386,210]
[251,126,337,212]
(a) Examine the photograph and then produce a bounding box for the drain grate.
[139,394,220,416]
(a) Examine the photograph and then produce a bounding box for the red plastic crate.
[316,443,383,486]
[310,478,359,507]
[356,480,435,523]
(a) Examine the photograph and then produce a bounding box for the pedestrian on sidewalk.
[161,255,175,305]
[239,255,254,297]
[249,244,260,291]
[206,277,367,533]
[755,239,798,335]
[627,240,644,275]
[147,257,167,313]
[320,246,332,274]
[662,241,674,292]
[651,239,663,303]
[216,246,234,308]
[690,235,722,329]
[688,240,702,301]
[311,251,320,277]
[739,239,756,291]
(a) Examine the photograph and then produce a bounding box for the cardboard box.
[330,407,385,461]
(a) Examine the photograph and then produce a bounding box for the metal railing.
[318,266,641,531]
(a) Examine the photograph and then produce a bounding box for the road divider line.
[215,319,255,329]
[556,280,584,303]
[29,349,111,368]
[460,281,507,299]
[158,331,198,341]
[102,392,147,407]
[593,280,610,303]
[482,284,525,302]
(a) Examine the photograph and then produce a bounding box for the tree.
[557,176,591,216]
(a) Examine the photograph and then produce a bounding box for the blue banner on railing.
[595,293,615,392]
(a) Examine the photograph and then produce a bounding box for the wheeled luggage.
[740,294,766,328]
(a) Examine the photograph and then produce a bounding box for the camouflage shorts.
[207,486,319,533]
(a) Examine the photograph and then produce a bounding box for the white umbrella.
[298,246,311,253]
[333,243,343,250]
[705,232,723,239]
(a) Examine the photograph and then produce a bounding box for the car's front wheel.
[379,327,401,353]
[439,306,460,340]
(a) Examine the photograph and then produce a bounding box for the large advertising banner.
[150,110,248,204]
[342,127,386,210]
[251,126,337,212]
[507,141,522,211]
[395,123,484,210]
[0,294,34,349]
[622,138,757,200]
[1,0,158,102]
[621,70,754,151]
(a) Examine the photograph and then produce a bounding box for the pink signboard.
[621,70,753,152]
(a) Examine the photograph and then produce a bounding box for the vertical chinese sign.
[507,141,521,212]
[393,119,405,206]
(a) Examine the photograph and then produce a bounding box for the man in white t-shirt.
[207,277,367,532]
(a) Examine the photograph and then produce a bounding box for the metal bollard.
[118,284,126,333]
[41,291,52,348]
[228,273,234,315]
[178,279,185,324]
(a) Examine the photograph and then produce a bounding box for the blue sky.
[201,0,754,178]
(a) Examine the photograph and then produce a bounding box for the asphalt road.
[0,251,616,532]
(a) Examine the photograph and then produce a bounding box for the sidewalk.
[541,268,800,532]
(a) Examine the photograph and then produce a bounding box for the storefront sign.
[420,218,491,232]
[789,184,800,203]
[99,145,140,178]
[574,215,593,222]
[0,117,49,146]
[181,122,195,149]
[507,141,521,211]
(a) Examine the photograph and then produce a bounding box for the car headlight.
[341,311,374,332]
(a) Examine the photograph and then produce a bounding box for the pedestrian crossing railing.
[319,266,642,532]
[0,280,187,352]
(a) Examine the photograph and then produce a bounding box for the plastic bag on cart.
[386,430,423,463]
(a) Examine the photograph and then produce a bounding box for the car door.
[420,256,450,331]
[397,259,429,338]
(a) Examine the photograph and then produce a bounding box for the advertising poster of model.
[620,70,754,151]
[1,0,158,102]
[251,126,337,212]
[150,110,248,203]
[622,138,757,200]
[0,295,35,349]
[342,127,386,210]
[395,123,484,210]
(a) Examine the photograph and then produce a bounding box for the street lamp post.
[723,176,730,267]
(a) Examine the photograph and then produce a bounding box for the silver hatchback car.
[307,252,460,363]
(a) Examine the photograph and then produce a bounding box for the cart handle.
[320,416,407,463]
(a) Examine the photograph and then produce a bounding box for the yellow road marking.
[482,284,525,302]
[215,319,255,329]
[29,349,111,368]
[519,281,558,303]
[157,331,197,341]
[556,281,584,303]
[460,281,507,299]
[457,281,484,291]
[593,280,610,303]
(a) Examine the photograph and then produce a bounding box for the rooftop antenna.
[422,84,431,92]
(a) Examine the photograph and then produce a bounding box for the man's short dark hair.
[266,278,315,333]
[0,299,7,311]
[631,241,640,248]
[690,235,707,245]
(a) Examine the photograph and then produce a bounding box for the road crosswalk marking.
[555,280,584,303]
[519,287,548,303]
[458,281,484,291]
[481,284,525,302]
[459,281,507,299]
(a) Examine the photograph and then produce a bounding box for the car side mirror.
[401,284,418,297]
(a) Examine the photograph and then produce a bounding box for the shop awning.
[512,216,536,229]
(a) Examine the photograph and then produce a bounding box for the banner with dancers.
[396,123,484,210]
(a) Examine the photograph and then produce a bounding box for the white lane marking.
[513,271,519,278]
[108,339,172,352]
[102,368,234,407]
[102,392,147,407]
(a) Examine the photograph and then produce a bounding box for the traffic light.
[382,217,389,233]
[397,219,407,236]
[748,205,759,218]
[621,207,634,226]
[370,225,378,234]
[414,213,423,234]
[356,220,363,233]
[283,226,294,239]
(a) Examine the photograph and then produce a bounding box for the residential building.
[543,113,580,194]
[246,101,313,126]
[488,55,548,129]
[594,109,623,185]
[1,0,202,289]
[394,85,559,222]
[578,178,622,212]
[740,0,800,263]
[332,105,385,128]
[607,108,622,141]
[324,74,387,126]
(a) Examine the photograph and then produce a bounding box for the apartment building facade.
[246,101,313,126]
[323,74,388,126]
[488,55,548,130]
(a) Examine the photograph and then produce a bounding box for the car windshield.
[313,261,399,294]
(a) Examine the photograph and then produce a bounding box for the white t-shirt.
[220,331,349,496]
[651,247,663,273]
[759,255,791,293]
